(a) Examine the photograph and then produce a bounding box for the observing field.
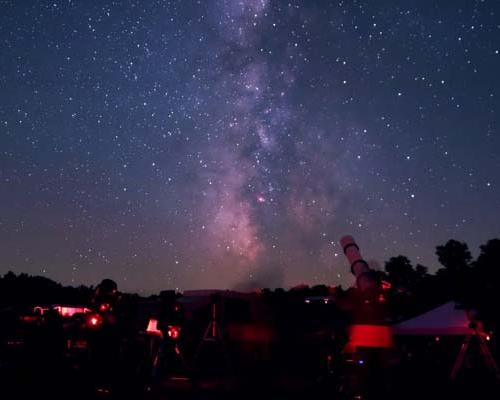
[1,0,500,398]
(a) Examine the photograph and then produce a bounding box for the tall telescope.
[340,235,376,292]
[340,235,393,350]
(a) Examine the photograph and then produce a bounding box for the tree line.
[1,238,499,331]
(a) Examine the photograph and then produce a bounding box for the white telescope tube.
[340,235,376,291]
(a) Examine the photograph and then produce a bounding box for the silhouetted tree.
[435,240,472,303]
[0,271,93,307]
[476,239,500,279]
[415,264,428,279]
[311,284,329,296]
[436,239,472,272]
[385,255,416,289]
[473,239,500,332]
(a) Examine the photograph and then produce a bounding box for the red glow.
[33,306,48,315]
[146,318,163,337]
[435,336,440,342]
[87,314,102,327]
[19,315,39,323]
[345,324,393,351]
[381,280,392,290]
[53,306,90,317]
[167,325,181,340]
[99,303,110,312]
[226,323,276,343]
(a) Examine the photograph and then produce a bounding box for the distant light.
[486,335,491,341]
[381,280,392,290]
[53,306,90,317]
[358,359,364,365]
[305,299,310,304]
[435,336,440,342]
[88,314,102,327]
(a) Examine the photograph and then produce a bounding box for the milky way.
[1,1,499,293]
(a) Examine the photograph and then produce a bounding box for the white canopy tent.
[393,301,473,336]
[392,301,500,380]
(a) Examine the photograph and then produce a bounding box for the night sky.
[1,1,499,294]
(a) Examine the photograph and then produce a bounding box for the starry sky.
[1,0,499,294]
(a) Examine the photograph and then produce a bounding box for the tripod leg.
[194,322,214,360]
[451,334,472,381]
[477,335,500,380]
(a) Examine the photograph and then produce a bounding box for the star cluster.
[1,0,499,293]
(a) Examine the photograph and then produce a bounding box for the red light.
[87,314,102,327]
[486,335,491,341]
[167,325,181,340]
[345,324,393,351]
[435,336,440,342]
[99,303,110,312]
[381,280,392,290]
[146,318,163,337]
[53,306,90,317]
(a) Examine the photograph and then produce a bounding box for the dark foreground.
[2,348,499,400]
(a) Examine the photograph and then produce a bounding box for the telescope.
[340,235,377,292]
[340,235,393,350]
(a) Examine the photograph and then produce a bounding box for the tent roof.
[393,302,472,335]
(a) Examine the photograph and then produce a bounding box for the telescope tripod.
[451,329,500,382]
[201,302,224,342]
[194,301,231,369]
